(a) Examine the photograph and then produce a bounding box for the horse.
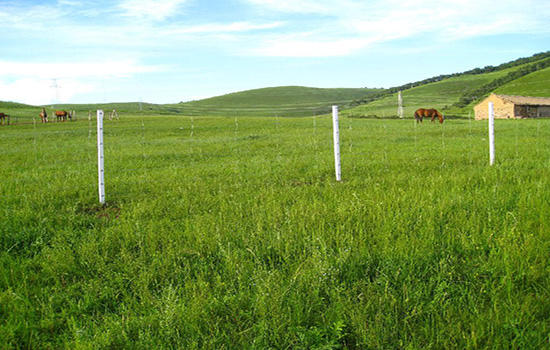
[39,108,48,123]
[414,108,444,123]
[54,110,70,122]
[0,112,9,125]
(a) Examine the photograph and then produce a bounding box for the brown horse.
[0,112,9,125]
[414,108,444,123]
[54,110,70,122]
[39,108,48,123]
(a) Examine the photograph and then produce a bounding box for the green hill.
[343,68,516,119]
[0,101,35,109]
[345,51,550,119]
[62,86,383,117]
[494,66,550,97]
[172,86,383,117]
[0,87,382,119]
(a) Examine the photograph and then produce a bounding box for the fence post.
[332,106,342,181]
[97,110,106,205]
[488,102,495,165]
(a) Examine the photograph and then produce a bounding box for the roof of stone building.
[494,94,550,106]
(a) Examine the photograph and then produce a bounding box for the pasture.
[1,115,549,349]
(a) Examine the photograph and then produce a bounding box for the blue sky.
[1,0,549,105]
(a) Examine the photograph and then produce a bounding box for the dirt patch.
[78,201,121,220]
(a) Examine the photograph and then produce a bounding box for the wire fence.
[1,109,550,207]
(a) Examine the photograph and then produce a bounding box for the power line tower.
[50,78,60,106]
[397,91,404,118]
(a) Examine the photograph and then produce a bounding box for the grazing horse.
[54,110,70,122]
[0,112,9,125]
[39,108,48,123]
[414,108,444,123]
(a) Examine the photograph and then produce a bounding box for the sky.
[1,0,549,105]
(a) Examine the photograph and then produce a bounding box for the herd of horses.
[0,109,74,125]
[39,108,73,123]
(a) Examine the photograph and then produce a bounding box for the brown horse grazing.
[39,108,48,123]
[54,110,70,122]
[0,112,9,125]
[414,108,444,123]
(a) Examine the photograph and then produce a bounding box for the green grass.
[495,66,550,97]
[1,115,549,348]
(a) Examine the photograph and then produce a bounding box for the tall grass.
[1,116,549,349]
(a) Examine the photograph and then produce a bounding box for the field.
[1,114,549,349]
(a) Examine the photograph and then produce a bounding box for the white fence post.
[97,110,106,205]
[488,102,495,165]
[332,106,342,181]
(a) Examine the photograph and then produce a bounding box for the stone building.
[474,94,550,120]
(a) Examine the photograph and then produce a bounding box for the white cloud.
[252,37,371,57]
[166,21,284,35]
[0,60,162,104]
[118,0,188,21]
[245,0,336,14]
[243,0,550,57]
[0,60,160,79]
[0,78,95,106]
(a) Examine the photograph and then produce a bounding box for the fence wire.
[1,113,549,209]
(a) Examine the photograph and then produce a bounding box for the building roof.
[494,94,550,106]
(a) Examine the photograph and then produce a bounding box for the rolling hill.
[171,86,383,117]
[0,87,382,120]
[344,51,550,118]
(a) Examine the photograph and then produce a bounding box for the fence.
[1,110,548,206]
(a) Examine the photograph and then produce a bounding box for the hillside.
[173,86,383,117]
[494,66,550,97]
[345,51,550,118]
[343,68,517,118]
[0,101,35,109]
[0,87,382,119]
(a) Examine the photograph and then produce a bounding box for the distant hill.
[172,86,383,117]
[0,87,382,118]
[345,51,550,118]
[65,86,382,117]
[0,101,35,110]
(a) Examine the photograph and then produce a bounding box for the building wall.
[539,106,550,118]
[474,95,515,120]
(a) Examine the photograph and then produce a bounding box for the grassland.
[1,114,549,348]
